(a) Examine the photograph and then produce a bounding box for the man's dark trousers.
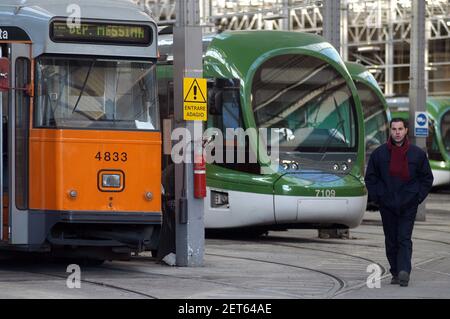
[379,204,417,276]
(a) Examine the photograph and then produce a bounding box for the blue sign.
[414,112,428,137]
[416,113,427,126]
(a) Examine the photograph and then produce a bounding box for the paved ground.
[0,189,449,299]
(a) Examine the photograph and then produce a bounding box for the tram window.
[35,57,159,131]
[442,111,450,155]
[252,54,358,153]
[220,90,243,134]
[354,82,389,155]
[427,120,444,161]
[15,57,30,210]
[207,86,259,174]
[207,87,244,147]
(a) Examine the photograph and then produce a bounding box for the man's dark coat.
[365,143,434,211]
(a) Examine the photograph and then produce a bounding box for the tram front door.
[0,42,31,244]
[0,49,8,242]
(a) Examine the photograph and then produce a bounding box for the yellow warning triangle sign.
[184,79,207,103]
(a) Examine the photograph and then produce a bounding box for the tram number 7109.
[315,189,336,197]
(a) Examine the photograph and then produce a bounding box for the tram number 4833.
[95,152,128,162]
[315,189,336,197]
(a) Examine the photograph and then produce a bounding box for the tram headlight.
[211,190,229,208]
[282,163,290,170]
[332,163,340,171]
[69,190,78,198]
[145,192,153,201]
[291,162,299,170]
[341,163,348,171]
[102,174,121,188]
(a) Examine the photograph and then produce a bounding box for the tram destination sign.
[50,21,152,46]
[0,27,31,41]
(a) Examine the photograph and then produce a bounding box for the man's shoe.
[390,276,399,285]
[398,271,410,287]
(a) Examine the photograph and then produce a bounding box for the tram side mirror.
[0,57,10,92]
[208,89,223,115]
[208,78,240,116]
[207,79,222,115]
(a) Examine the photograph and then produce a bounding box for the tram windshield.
[442,110,450,155]
[35,56,159,130]
[354,82,388,156]
[252,54,357,153]
[427,120,444,161]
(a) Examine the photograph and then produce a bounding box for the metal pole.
[385,0,395,97]
[174,0,205,266]
[340,0,348,61]
[200,0,212,32]
[281,0,290,31]
[409,0,427,221]
[322,0,341,51]
[319,0,348,239]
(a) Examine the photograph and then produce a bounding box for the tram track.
[0,265,159,299]
[128,241,387,299]
[208,232,384,248]
[205,253,346,298]
[0,221,446,299]
[407,227,450,236]
[0,253,349,298]
[210,235,388,276]
[105,250,351,298]
[333,255,449,297]
[100,261,311,298]
[259,237,388,273]
[115,230,448,298]
[363,220,450,236]
[207,236,388,297]
[352,229,450,246]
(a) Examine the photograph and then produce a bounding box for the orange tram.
[0,0,161,262]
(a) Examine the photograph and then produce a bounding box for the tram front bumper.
[274,194,367,228]
[432,168,450,187]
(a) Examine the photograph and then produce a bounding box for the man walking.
[365,118,434,287]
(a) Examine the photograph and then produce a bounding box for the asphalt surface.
[0,189,449,299]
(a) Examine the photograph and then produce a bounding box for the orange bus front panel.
[29,129,161,213]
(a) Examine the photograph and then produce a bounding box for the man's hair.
[390,117,408,128]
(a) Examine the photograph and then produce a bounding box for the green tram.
[388,97,450,187]
[345,62,390,164]
[158,31,367,231]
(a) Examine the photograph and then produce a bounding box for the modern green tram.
[388,97,450,187]
[158,31,367,231]
[345,62,390,164]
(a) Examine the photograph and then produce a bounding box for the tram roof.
[0,0,157,58]
[345,62,382,92]
[159,30,349,72]
[387,96,450,120]
[345,61,388,113]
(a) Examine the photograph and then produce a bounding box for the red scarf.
[387,137,410,181]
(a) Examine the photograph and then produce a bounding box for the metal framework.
[137,0,450,96]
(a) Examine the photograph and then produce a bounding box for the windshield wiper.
[72,59,96,114]
[318,97,345,161]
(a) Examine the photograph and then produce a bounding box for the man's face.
[390,121,408,144]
